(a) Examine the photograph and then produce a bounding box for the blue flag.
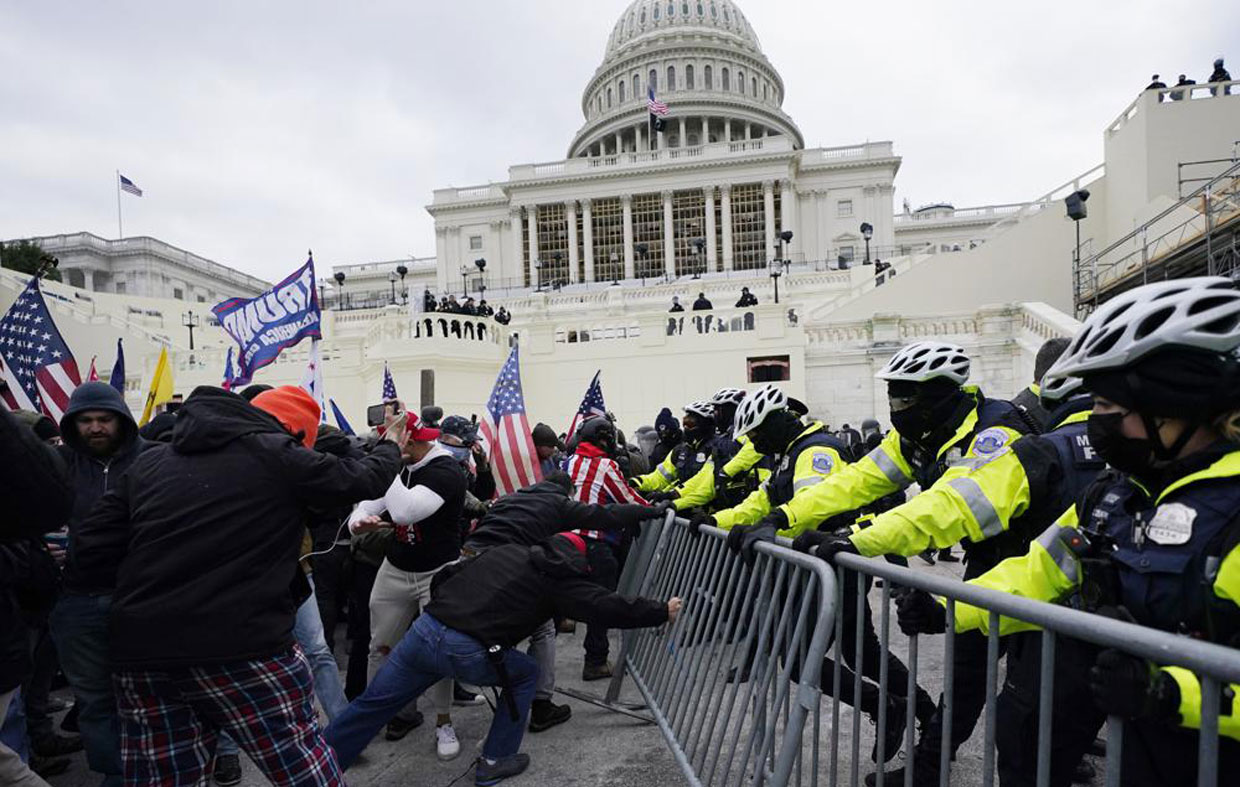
[223,347,236,390]
[108,339,125,394]
[329,398,355,435]
[212,257,321,387]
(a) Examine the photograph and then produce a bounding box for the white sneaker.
[436,723,461,761]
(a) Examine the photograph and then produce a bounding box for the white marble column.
[581,199,595,282]
[435,227,449,294]
[82,269,95,291]
[780,181,796,238]
[720,185,734,271]
[622,194,635,280]
[508,209,522,286]
[679,117,686,147]
[526,205,539,287]
[724,118,731,143]
[763,180,776,262]
[662,189,675,278]
[615,131,622,154]
[745,122,752,141]
[566,201,580,284]
[637,122,646,152]
[704,186,717,272]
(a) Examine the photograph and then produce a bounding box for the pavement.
[36,548,1108,786]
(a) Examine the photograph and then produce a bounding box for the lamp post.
[778,230,794,272]
[533,260,543,292]
[635,243,648,285]
[182,311,200,350]
[474,258,486,301]
[609,252,620,286]
[333,271,346,309]
[396,264,408,304]
[552,251,563,290]
[691,237,705,278]
[388,271,397,305]
[860,222,873,264]
[1065,189,1090,276]
[768,258,783,304]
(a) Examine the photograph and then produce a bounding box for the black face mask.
[1087,411,1157,478]
[889,393,963,445]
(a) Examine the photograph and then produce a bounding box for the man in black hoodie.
[464,472,663,732]
[324,532,679,786]
[72,385,404,787]
[47,381,148,787]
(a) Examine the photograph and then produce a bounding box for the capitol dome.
[568,0,803,158]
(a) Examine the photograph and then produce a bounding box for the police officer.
[737,340,1031,777]
[635,401,714,500]
[806,371,1103,785]
[907,278,1240,785]
[673,388,768,512]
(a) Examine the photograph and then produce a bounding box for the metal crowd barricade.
[826,552,1240,787]
[579,512,838,787]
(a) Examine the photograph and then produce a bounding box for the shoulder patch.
[971,427,1011,457]
[812,452,834,475]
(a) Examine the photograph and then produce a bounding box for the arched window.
[763,82,768,101]
[653,4,660,19]
[686,64,695,89]
[597,96,603,114]
[737,69,745,93]
[649,69,658,93]
[607,87,613,108]
[619,80,626,103]
[667,65,676,92]
[705,65,713,89]
[752,77,758,96]
[633,73,641,96]
[721,67,730,91]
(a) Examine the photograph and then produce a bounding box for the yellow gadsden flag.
[139,347,174,426]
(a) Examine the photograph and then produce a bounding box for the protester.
[494,307,511,325]
[651,407,681,465]
[323,532,680,785]
[735,286,758,307]
[349,410,468,759]
[531,422,565,476]
[465,471,663,731]
[1145,74,1166,90]
[49,382,150,787]
[72,385,404,787]
[668,296,684,313]
[1210,57,1230,83]
[0,406,72,539]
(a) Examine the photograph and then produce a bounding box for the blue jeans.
[218,584,348,758]
[324,614,538,768]
[51,593,123,787]
[0,688,30,761]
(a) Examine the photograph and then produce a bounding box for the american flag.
[0,277,81,421]
[222,346,235,391]
[479,344,542,496]
[382,363,398,401]
[119,174,143,197]
[567,370,606,439]
[647,85,668,116]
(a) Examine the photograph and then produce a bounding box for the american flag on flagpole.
[300,339,328,423]
[647,85,669,116]
[382,363,398,401]
[478,344,542,497]
[119,174,143,197]
[566,370,606,439]
[0,277,81,421]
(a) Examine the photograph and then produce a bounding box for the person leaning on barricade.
[635,400,715,502]
[70,385,406,787]
[796,365,1107,786]
[899,277,1240,786]
[727,342,1034,777]
[464,471,670,733]
[697,385,934,763]
[324,532,681,787]
[669,388,768,514]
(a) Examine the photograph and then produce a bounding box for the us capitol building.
[5,0,1239,430]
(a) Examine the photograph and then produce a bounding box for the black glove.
[726,524,776,565]
[758,507,789,532]
[647,490,680,504]
[896,590,947,636]
[790,528,857,561]
[646,500,674,517]
[688,513,716,537]
[1089,649,1180,722]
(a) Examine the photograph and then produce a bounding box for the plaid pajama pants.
[114,646,344,787]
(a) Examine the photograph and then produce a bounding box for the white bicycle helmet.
[875,341,971,385]
[1047,277,1240,380]
[683,400,715,420]
[711,387,747,406]
[1038,373,1084,403]
[733,384,787,438]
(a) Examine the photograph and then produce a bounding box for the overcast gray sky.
[3,0,1237,282]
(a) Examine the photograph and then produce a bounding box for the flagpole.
[115,170,123,239]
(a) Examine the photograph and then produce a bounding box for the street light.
[474,258,487,301]
[182,311,200,350]
[778,230,794,274]
[768,258,783,304]
[552,251,563,290]
[1065,189,1090,272]
[635,243,649,285]
[388,271,397,305]
[396,264,409,304]
[692,237,706,278]
[609,252,620,286]
[860,222,873,264]
[533,260,543,292]
[332,271,346,309]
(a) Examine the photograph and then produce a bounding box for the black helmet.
[577,415,618,456]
